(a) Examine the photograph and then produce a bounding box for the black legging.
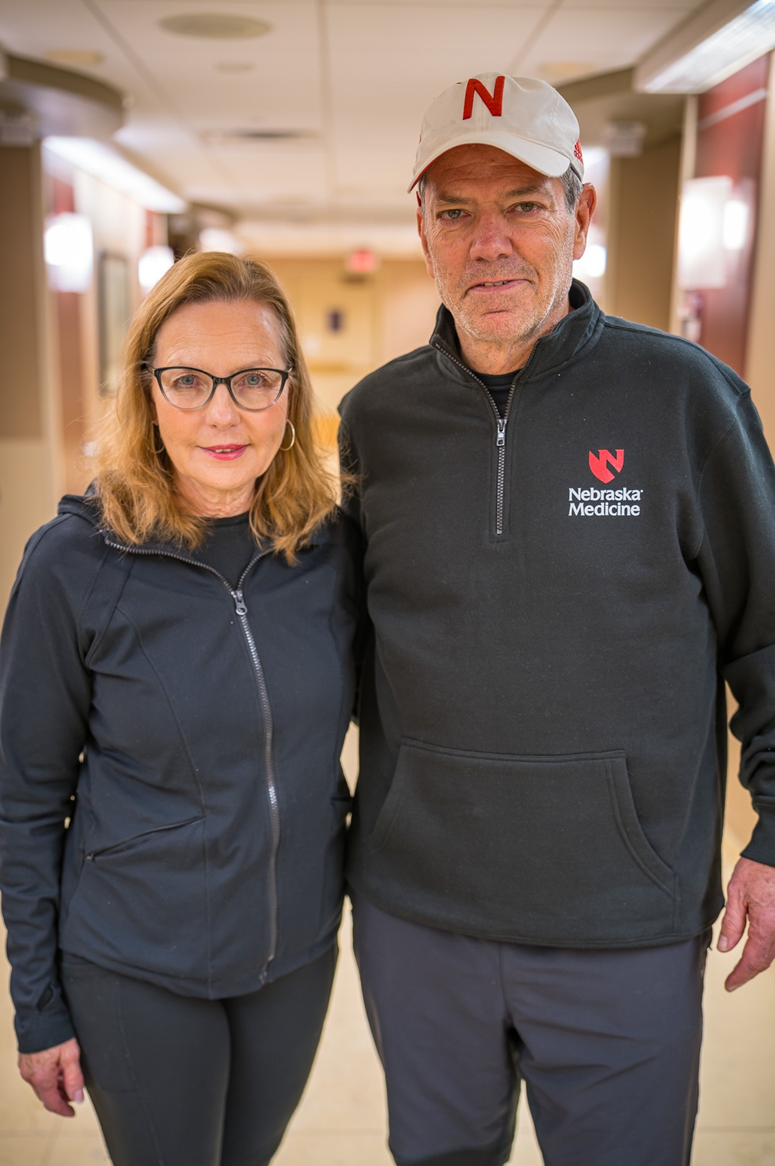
[61,945,336,1166]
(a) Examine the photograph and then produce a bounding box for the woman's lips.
[201,444,248,461]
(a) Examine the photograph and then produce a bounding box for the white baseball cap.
[409,73,584,193]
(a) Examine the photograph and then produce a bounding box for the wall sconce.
[138,244,175,293]
[44,213,94,292]
[676,176,754,291]
[722,198,749,250]
[677,177,730,290]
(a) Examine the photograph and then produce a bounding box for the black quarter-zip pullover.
[339,280,775,948]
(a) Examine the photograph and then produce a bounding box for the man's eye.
[439,209,466,221]
[513,202,540,213]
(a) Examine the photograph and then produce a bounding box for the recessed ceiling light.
[45,49,105,68]
[215,61,255,73]
[159,14,272,40]
[44,137,186,213]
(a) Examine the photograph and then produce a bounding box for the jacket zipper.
[101,536,279,983]
[431,343,516,537]
[432,341,540,537]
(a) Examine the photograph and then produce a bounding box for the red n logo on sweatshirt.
[589,449,624,483]
[462,76,506,121]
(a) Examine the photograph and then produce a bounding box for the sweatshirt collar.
[429,278,600,384]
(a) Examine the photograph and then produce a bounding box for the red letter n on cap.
[463,76,505,121]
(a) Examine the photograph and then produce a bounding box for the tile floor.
[0,840,773,1165]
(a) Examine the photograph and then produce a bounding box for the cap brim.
[408,130,581,193]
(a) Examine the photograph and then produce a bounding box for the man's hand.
[18,1037,84,1117]
[718,856,775,991]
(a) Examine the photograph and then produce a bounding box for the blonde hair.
[95,251,338,562]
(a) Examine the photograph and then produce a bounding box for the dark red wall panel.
[693,55,769,374]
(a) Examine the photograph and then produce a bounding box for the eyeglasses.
[149,365,292,412]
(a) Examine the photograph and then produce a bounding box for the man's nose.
[470,211,514,262]
[204,382,240,425]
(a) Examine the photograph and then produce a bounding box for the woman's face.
[151,299,290,518]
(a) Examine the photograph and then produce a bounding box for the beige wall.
[0,146,60,613]
[606,135,682,331]
[0,150,46,440]
[262,256,440,430]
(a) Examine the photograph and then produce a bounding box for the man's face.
[418,144,593,363]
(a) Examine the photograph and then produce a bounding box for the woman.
[0,252,359,1166]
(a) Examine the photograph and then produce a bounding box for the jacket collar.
[429,278,601,384]
[57,491,337,556]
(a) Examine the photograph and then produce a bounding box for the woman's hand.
[18,1037,85,1117]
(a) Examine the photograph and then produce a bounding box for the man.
[339,74,775,1166]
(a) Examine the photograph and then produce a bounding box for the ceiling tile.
[325,3,549,195]
[512,6,696,75]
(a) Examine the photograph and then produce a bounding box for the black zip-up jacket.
[0,496,358,1053]
[339,281,775,949]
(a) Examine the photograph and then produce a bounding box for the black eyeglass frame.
[148,364,293,412]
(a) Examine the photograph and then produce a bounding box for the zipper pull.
[233,589,248,616]
[496,419,506,447]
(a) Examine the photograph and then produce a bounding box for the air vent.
[203,129,315,144]
[159,14,272,40]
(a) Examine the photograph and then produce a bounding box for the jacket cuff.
[15,1008,76,1055]
[740,798,775,868]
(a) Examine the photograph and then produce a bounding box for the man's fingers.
[724,931,775,991]
[61,1047,85,1104]
[718,889,746,952]
[37,1080,76,1118]
[21,1065,75,1117]
[18,1039,83,1117]
[719,858,775,984]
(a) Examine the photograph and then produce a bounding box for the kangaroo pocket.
[368,741,676,944]
[61,816,209,979]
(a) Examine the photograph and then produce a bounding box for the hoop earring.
[150,422,165,457]
[279,419,296,452]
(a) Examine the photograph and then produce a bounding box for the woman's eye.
[175,375,200,388]
[237,372,269,388]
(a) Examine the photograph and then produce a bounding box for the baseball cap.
[408,73,584,193]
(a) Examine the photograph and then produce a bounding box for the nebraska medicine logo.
[569,449,643,517]
[589,449,623,483]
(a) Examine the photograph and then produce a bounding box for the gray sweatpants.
[353,896,709,1166]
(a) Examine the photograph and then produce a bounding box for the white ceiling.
[0,0,708,244]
